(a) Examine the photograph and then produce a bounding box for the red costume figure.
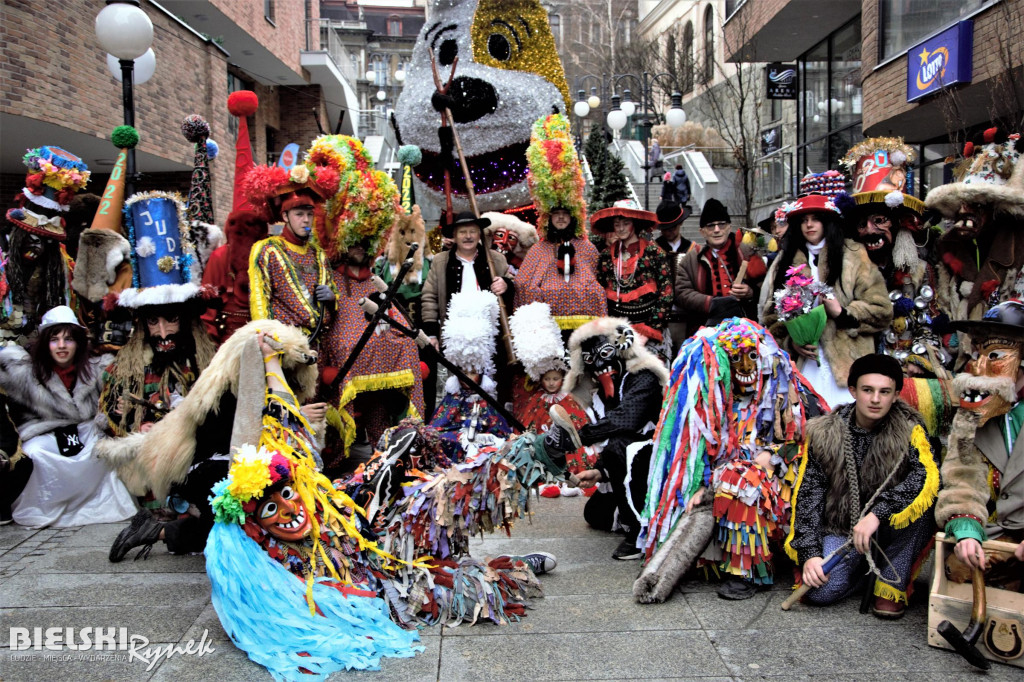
[202,91,268,343]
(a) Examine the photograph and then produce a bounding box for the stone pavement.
[1,494,1019,681]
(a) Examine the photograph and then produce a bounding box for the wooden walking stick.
[428,51,518,364]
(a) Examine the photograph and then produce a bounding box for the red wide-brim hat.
[784,194,843,223]
[590,206,657,234]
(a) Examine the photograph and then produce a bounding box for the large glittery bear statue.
[394,0,571,214]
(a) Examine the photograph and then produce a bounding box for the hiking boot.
[612,538,642,561]
[109,508,165,563]
[717,578,758,600]
[871,595,906,619]
[501,552,557,575]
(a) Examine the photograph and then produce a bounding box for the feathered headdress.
[509,302,566,381]
[526,114,587,238]
[441,290,500,376]
[306,135,400,264]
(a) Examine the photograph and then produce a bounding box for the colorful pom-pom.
[206,139,219,159]
[397,145,422,166]
[111,125,140,150]
[181,114,210,143]
[228,90,259,117]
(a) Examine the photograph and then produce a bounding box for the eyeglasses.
[702,221,730,231]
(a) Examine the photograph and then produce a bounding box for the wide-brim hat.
[783,193,846,223]
[5,207,66,241]
[950,300,1024,340]
[926,129,1024,218]
[441,211,491,239]
[851,190,925,219]
[590,200,657,234]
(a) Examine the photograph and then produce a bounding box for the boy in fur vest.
[786,354,939,619]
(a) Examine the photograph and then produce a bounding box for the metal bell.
[889,290,902,301]
[885,331,898,344]
[915,296,928,309]
[912,342,927,355]
[894,350,910,361]
[919,285,934,300]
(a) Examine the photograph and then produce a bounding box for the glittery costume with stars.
[639,319,825,591]
[514,114,607,332]
[429,290,511,462]
[301,134,424,456]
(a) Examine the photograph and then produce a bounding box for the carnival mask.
[490,228,519,256]
[956,336,1024,427]
[952,201,991,238]
[580,335,622,400]
[21,233,44,263]
[857,214,894,265]
[257,485,312,542]
[729,348,759,396]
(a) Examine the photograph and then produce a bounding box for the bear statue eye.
[439,38,458,66]
[487,33,512,61]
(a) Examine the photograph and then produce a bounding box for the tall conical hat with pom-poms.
[526,113,587,239]
[227,90,259,215]
[305,135,400,264]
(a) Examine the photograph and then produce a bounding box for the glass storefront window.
[830,22,860,130]
[879,0,991,60]
[800,41,829,148]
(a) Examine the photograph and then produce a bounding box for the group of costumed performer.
[193,323,564,679]
[245,135,424,462]
[634,318,826,602]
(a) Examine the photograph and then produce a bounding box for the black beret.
[847,353,904,392]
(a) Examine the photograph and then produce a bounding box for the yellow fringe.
[873,580,908,605]
[554,315,598,330]
[335,369,418,458]
[783,440,810,563]
[888,425,939,529]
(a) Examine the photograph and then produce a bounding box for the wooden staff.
[428,51,518,364]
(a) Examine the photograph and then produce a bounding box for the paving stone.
[438,630,728,680]
[29,545,207,574]
[442,592,701,636]
[1,605,206,647]
[469,534,624,565]
[0,573,211,609]
[528,560,643,597]
[58,522,132,548]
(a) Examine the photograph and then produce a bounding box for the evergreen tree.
[584,126,608,213]
[601,152,632,207]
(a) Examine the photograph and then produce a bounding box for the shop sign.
[907,20,973,102]
[766,63,797,100]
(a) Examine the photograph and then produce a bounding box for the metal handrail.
[306,18,359,85]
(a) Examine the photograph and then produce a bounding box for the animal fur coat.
[763,239,892,385]
[96,320,320,500]
[0,346,112,441]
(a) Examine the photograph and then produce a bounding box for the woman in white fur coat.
[0,306,136,527]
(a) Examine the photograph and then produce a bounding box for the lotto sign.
[907,21,973,102]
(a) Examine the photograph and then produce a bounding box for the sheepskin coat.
[763,239,892,385]
[0,346,111,441]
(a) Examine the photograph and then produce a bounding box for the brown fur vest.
[805,400,922,535]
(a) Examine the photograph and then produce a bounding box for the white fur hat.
[509,302,566,381]
[442,290,500,376]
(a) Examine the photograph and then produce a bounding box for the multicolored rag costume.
[635,319,825,601]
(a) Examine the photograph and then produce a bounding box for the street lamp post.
[95,0,153,197]
[574,72,686,210]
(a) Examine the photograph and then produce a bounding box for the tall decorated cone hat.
[182,114,215,226]
[6,145,91,242]
[227,90,259,214]
[841,137,924,218]
[527,113,587,238]
[71,128,135,302]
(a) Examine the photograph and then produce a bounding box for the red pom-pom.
[24,173,43,193]
[241,165,290,207]
[980,279,999,299]
[313,166,340,194]
[963,141,974,157]
[419,361,430,379]
[983,127,998,144]
[228,90,259,117]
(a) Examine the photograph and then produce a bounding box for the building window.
[797,18,863,177]
[666,34,676,75]
[550,14,561,46]
[879,0,991,61]
[703,6,714,85]
[264,0,275,25]
[682,21,694,94]
[387,15,402,37]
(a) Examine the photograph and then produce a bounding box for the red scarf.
[55,364,76,391]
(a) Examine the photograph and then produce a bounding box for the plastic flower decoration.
[773,264,833,322]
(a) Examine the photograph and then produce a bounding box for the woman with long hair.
[762,195,892,407]
[0,306,135,527]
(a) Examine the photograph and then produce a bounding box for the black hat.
[951,300,1024,340]
[847,353,904,391]
[655,200,690,227]
[699,198,730,228]
[756,215,776,233]
[441,211,491,238]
